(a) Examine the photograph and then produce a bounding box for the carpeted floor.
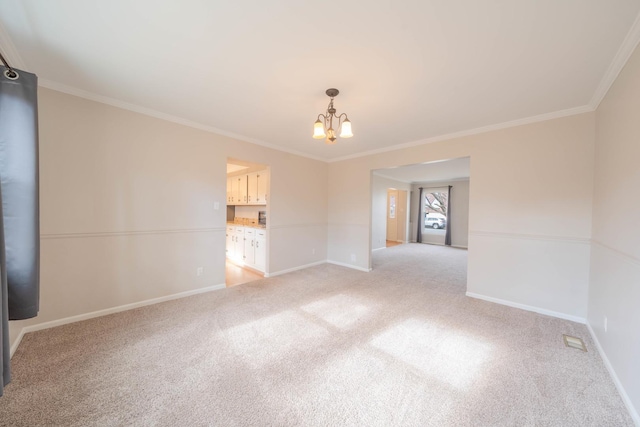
[1,244,633,426]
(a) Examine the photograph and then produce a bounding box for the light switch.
[214,202,220,210]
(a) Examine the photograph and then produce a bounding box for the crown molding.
[38,78,327,163]
[327,104,594,163]
[589,11,640,109]
[5,9,640,165]
[0,20,27,69]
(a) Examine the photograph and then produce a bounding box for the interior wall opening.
[370,157,471,283]
[225,158,270,287]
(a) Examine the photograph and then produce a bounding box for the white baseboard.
[264,260,326,277]
[586,323,640,426]
[326,260,372,273]
[10,328,26,359]
[10,283,226,358]
[451,245,468,249]
[465,292,587,324]
[372,247,386,252]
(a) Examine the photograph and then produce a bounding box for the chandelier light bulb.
[313,119,326,139]
[340,119,353,138]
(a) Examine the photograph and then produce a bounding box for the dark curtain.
[444,185,452,246]
[0,184,9,394]
[416,187,423,243]
[0,65,40,395]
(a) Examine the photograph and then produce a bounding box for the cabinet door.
[226,226,234,257]
[226,178,233,204]
[233,227,244,260]
[256,171,268,205]
[243,236,255,265]
[237,175,248,204]
[247,172,258,204]
[255,233,266,271]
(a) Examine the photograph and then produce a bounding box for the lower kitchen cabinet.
[226,225,266,273]
[255,229,266,271]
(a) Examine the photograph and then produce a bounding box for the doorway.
[386,189,408,247]
[225,159,269,287]
[370,157,470,272]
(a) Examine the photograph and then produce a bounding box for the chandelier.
[312,88,353,144]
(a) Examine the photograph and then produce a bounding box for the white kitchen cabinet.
[247,171,268,205]
[225,225,267,273]
[227,175,247,205]
[236,175,247,204]
[255,229,266,271]
[256,171,268,204]
[247,172,258,204]
[227,170,268,206]
[226,226,245,261]
[243,228,256,265]
[226,178,233,204]
[225,226,235,258]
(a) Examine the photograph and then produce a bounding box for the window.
[424,191,447,231]
[389,195,396,219]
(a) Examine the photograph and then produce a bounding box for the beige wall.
[589,42,640,422]
[10,88,328,346]
[7,61,636,422]
[328,113,595,319]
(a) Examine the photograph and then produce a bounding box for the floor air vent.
[563,334,587,352]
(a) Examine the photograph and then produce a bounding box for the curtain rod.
[418,185,452,190]
[0,50,18,79]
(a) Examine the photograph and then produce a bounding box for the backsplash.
[235,205,260,218]
[230,217,264,227]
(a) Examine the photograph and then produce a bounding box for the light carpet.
[0,243,633,426]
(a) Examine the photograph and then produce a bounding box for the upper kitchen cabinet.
[247,171,268,204]
[227,174,247,205]
[227,169,269,206]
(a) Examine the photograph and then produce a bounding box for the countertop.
[227,222,266,229]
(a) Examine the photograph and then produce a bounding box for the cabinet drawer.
[244,228,256,237]
[234,226,245,234]
[256,230,266,238]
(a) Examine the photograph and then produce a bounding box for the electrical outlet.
[196,267,204,276]
[312,248,316,255]
[214,202,220,210]
[350,254,356,262]
[604,316,608,333]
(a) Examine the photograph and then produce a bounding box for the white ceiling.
[374,157,470,184]
[1,1,639,162]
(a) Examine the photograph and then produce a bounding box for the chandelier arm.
[334,113,348,128]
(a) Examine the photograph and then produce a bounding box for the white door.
[386,189,398,241]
